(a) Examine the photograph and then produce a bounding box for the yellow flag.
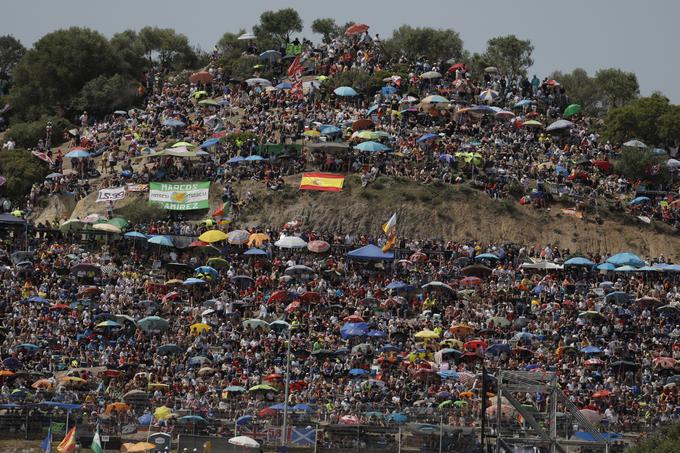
[382,213,397,235]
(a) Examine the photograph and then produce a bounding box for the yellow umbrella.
[148,383,169,390]
[190,323,212,335]
[440,339,464,349]
[164,279,183,286]
[414,329,440,339]
[355,130,380,140]
[92,223,122,234]
[172,141,195,148]
[303,130,321,137]
[60,376,87,383]
[198,230,228,243]
[121,442,156,452]
[105,402,130,415]
[153,406,173,421]
[247,233,270,247]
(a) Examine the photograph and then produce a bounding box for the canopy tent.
[346,244,394,261]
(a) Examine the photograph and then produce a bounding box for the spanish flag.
[57,426,76,453]
[382,213,397,253]
[299,172,345,192]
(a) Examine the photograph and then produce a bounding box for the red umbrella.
[188,241,208,248]
[351,119,374,131]
[285,301,301,313]
[78,286,100,295]
[307,240,330,253]
[50,304,70,311]
[268,290,291,304]
[258,407,276,418]
[300,291,321,303]
[409,252,428,263]
[448,63,466,72]
[459,276,482,286]
[653,357,677,369]
[464,339,488,351]
[265,373,283,381]
[592,160,613,173]
[592,390,611,399]
[345,24,369,36]
[344,315,364,323]
[162,291,180,302]
[189,71,214,84]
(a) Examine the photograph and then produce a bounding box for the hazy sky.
[3,0,678,101]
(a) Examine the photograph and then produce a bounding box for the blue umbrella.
[340,322,368,338]
[244,248,267,256]
[437,370,459,379]
[366,104,380,116]
[293,403,313,412]
[138,413,152,425]
[148,236,174,247]
[380,344,400,352]
[236,415,253,425]
[270,403,289,411]
[64,150,91,158]
[386,280,413,291]
[387,413,408,423]
[381,86,397,96]
[366,330,385,338]
[183,277,206,285]
[200,138,220,149]
[27,296,49,304]
[179,415,207,424]
[606,252,644,268]
[564,257,594,267]
[124,231,147,240]
[17,343,39,351]
[276,82,292,90]
[227,156,245,164]
[416,133,439,143]
[629,196,650,205]
[320,125,341,135]
[355,141,391,152]
[475,253,499,261]
[597,263,616,271]
[486,344,511,355]
[259,50,282,62]
[439,153,456,163]
[162,118,186,127]
[514,99,533,108]
[334,86,358,97]
[245,155,265,161]
[580,345,602,354]
[195,266,218,276]
[349,368,369,376]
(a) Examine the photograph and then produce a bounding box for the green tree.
[594,68,639,109]
[628,420,680,453]
[10,27,120,120]
[615,147,669,184]
[311,18,340,43]
[71,74,138,117]
[603,93,671,145]
[138,26,197,71]
[461,51,494,77]
[0,35,26,80]
[658,105,680,147]
[253,8,303,47]
[0,149,49,203]
[384,26,463,63]
[549,68,601,115]
[216,30,248,62]
[6,116,73,149]
[110,30,148,78]
[484,35,534,77]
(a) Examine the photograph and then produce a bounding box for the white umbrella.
[623,139,647,149]
[545,119,574,132]
[228,436,260,448]
[237,33,256,41]
[274,236,308,249]
[421,71,442,79]
[667,158,680,169]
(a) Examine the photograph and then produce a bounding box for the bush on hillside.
[116,199,167,225]
[0,148,49,202]
[615,147,670,185]
[6,116,73,149]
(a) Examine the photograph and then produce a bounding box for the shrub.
[6,116,73,149]
[116,199,167,224]
[0,148,49,202]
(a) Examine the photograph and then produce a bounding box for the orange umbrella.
[189,71,214,84]
[247,233,270,247]
[105,402,130,415]
[32,379,54,390]
[345,23,369,36]
[0,370,15,377]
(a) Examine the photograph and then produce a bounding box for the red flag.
[287,55,304,100]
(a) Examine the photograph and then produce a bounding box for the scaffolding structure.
[492,370,610,453]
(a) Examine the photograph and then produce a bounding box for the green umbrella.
[438,400,454,409]
[249,384,278,392]
[489,316,511,327]
[453,400,468,407]
[563,104,582,118]
[137,316,170,332]
[59,219,84,232]
[107,217,129,229]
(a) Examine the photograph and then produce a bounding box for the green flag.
[90,424,103,453]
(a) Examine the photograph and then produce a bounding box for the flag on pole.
[287,55,304,100]
[299,172,345,192]
[40,426,53,453]
[57,426,76,453]
[382,213,397,253]
[90,424,103,453]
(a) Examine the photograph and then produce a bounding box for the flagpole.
[65,410,69,434]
